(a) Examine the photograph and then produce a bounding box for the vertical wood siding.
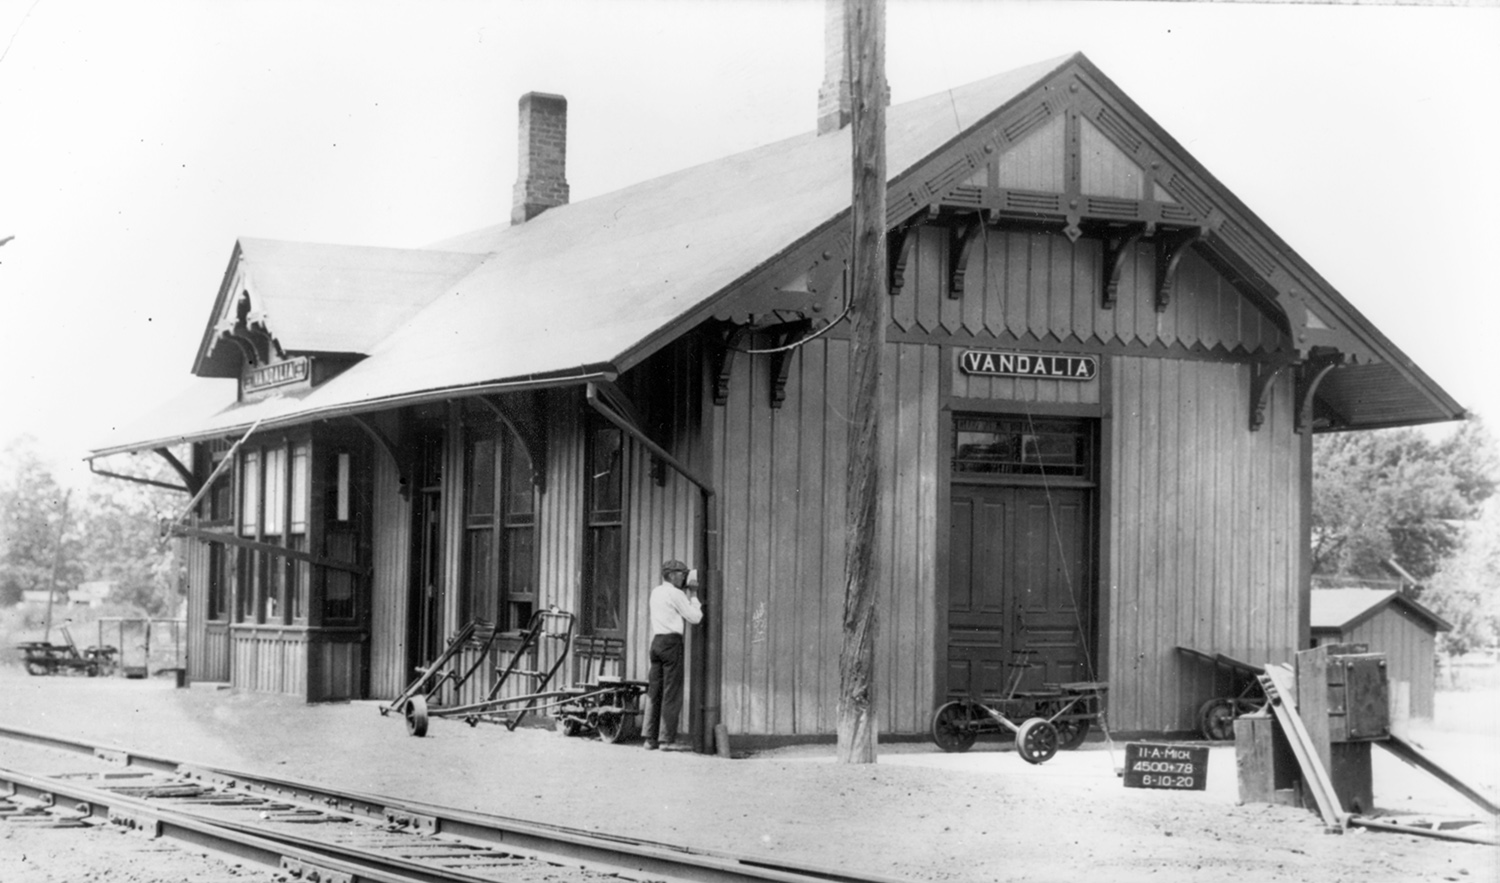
[1107,356,1301,733]
[368,447,412,699]
[231,629,307,695]
[185,535,211,681]
[1343,610,1438,720]
[894,226,1287,357]
[715,336,939,736]
[307,637,364,701]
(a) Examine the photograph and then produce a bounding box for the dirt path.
[0,669,1495,882]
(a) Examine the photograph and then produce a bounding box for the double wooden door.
[946,484,1094,702]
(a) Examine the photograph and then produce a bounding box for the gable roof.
[1310,588,1451,634]
[90,52,1463,457]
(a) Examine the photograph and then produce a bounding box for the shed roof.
[1310,588,1451,634]
[89,52,1463,457]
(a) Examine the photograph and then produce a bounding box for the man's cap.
[662,559,689,576]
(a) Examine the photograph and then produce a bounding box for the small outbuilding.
[1310,588,1451,720]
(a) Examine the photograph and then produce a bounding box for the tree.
[0,436,82,606]
[1423,498,1500,655]
[74,466,186,616]
[1311,419,1497,583]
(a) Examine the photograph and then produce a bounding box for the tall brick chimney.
[511,92,569,225]
[816,0,851,135]
[816,0,889,136]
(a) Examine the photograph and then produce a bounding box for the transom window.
[952,415,1093,480]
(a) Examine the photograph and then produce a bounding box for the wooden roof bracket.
[478,393,549,493]
[1101,228,1145,310]
[711,323,751,406]
[348,414,409,500]
[887,219,918,298]
[1155,228,1202,312]
[949,213,985,299]
[1295,353,1345,434]
[769,318,815,409]
[154,447,200,495]
[1250,355,1297,432]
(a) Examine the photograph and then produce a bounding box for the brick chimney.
[816,0,851,135]
[816,0,889,136]
[511,92,569,225]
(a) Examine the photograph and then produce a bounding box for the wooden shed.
[1310,588,1451,720]
[87,50,1463,744]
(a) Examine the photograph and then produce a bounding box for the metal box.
[1327,653,1389,742]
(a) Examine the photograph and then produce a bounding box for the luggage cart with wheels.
[1176,646,1266,741]
[930,650,1108,764]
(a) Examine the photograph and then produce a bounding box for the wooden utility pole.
[836,0,887,765]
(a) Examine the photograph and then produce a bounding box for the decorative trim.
[711,324,751,406]
[949,215,985,299]
[1155,229,1202,312]
[1102,228,1144,310]
[888,221,918,298]
[347,415,408,500]
[769,319,814,409]
[478,393,549,493]
[1249,357,1296,432]
[1295,354,1344,434]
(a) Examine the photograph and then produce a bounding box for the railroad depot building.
[90,52,1463,743]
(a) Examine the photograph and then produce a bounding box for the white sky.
[1,0,1497,485]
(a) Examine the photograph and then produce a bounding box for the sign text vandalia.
[959,349,1098,381]
[243,356,309,394]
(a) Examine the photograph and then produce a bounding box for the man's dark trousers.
[645,633,684,743]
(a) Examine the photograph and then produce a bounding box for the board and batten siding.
[1338,609,1439,720]
[892,226,1285,356]
[714,335,939,737]
[1107,355,1302,733]
[183,533,213,682]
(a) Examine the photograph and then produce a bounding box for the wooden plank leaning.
[1378,733,1500,817]
[1259,664,1350,832]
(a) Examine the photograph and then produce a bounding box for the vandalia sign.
[243,356,309,394]
[959,349,1098,381]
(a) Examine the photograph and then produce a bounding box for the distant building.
[72,581,116,608]
[1311,588,1450,719]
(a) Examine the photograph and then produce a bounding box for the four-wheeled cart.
[930,650,1108,764]
[16,627,117,677]
[1176,646,1266,740]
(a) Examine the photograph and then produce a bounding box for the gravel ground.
[0,668,1496,883]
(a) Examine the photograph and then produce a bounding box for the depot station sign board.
[959,349,1098,381]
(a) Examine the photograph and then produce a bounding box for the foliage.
[0,437,186,617]
[0,436,82,607]
[1311,419,1497,583]
[1423,499,1500,655]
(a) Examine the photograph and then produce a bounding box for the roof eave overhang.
[86,363,618,460]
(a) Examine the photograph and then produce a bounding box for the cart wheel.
[561,718,582,737]
[86,664,99,677]
[597,695,640,744]
[1053,717,1090,750]
[405,695,430,738]
[1016,718,1059,765]
[24,660,49,677]
[931,701,979,753]
[1198,698,1236,741]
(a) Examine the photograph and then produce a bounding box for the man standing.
[643,559,702,751]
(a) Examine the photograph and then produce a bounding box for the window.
[583,419,625,635]
[322,447,361,622]
[235,440,311,624]
[460,425,537,631]
[952,415,1093,480]
[207,544,229,621]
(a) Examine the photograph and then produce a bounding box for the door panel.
[945,485,1092,701]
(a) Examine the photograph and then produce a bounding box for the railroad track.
[0,724,909,883]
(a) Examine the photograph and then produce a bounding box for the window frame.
[582,416,626,637]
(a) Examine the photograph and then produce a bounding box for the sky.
[1,0,1497,485]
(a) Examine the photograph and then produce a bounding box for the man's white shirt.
[649,580,703,636]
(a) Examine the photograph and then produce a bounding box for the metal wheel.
[1016,718,1059,765]
[1053,716,1090,750]
[24,660,49,677]
[405,694,430,738]
[596,694,640,744]
[931,701,979,753]
[1198,698,1236,741]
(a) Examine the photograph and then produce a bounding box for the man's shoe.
[643,740,659,750]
